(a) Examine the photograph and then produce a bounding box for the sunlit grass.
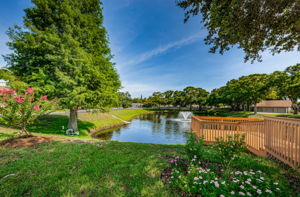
[0,141,298,196]
[0,109,151,139]
[0,141,181,197]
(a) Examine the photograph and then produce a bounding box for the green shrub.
[185,133,205,160]
[215,134,247,166]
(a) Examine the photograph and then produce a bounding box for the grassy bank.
[0,141,298,196]
[0,109,151,139]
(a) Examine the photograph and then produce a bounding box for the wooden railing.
[239,120,265,156]
[264,116,300,169]
[194,116,261,122]
[191,116,300,170]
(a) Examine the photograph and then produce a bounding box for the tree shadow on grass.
[27,115,95,136]
[0,133,16,140]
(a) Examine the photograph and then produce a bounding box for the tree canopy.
[4,0,120,131]
[139,64,299,114]
[270,64,300,114]
[177,0,300,62]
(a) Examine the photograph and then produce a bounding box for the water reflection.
[94,113,191,144]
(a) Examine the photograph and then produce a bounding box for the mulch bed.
[0,135,53,148]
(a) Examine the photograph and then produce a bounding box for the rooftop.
[256,100,292,107]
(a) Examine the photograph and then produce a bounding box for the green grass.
[0,141,298,196]
[0,109,151,139]
[0,141,181,197]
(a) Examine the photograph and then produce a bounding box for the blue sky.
[0,0,299,97]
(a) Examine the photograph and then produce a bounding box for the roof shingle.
[256,100,292,107]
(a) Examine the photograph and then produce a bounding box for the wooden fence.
[264,116,300,169]
[191,116,300,170]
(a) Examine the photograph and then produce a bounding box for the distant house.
[256,100,292,114]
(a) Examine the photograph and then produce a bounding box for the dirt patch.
[0,135,52,148]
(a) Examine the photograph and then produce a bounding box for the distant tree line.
[132,64,300,114]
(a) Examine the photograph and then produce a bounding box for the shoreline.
[89,110,153,137]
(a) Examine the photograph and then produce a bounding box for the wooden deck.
[192,116,300,170]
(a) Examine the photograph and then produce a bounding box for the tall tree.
[271,64,300,114]
[183,86,198,110]
[173,90,185,109]
[118,91,132,108]
[183,86,208,110]
[162,90,174,106]
[194,87,209,110]
[177,0,300,62]
[284,64,300,114]
[4,0,120,131]
[238,74,270,114]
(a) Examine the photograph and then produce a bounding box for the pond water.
[93,113,191,144]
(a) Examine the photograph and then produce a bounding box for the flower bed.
[161,133,294,196]
[162,155,286,196]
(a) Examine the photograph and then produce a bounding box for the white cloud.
[122,32,203,67]
[121,80,186,97]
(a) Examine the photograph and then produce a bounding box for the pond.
[93,113,191,144]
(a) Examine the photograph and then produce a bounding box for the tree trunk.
[254,103,257,115]
[21,127,30,136]
[68,108,78,131]
[292,101,299,114]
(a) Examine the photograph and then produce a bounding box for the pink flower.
[9,89,15,95]
[41,95,48,100]
[25,88,34,95]
[34,105,40,111]
[214,182,219,188]
[1,88,15,95]
[14,95,25,103]
[265,189,272,193]
[257,189,262,194]
[3,97,9,102]
[239,192,245,196]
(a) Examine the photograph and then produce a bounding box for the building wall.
[257,107,288,113]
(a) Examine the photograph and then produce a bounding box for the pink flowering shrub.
[165,156,287,196]
[0,88,52,135]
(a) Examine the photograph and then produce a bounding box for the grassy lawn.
[0,141,181,197]
[0,109,150,139]
[0,140,298,196]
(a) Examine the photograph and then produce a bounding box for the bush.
[167,159,287,196]
[185,133,205,160]
[0,88,52,135]
[215,134,247,166]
